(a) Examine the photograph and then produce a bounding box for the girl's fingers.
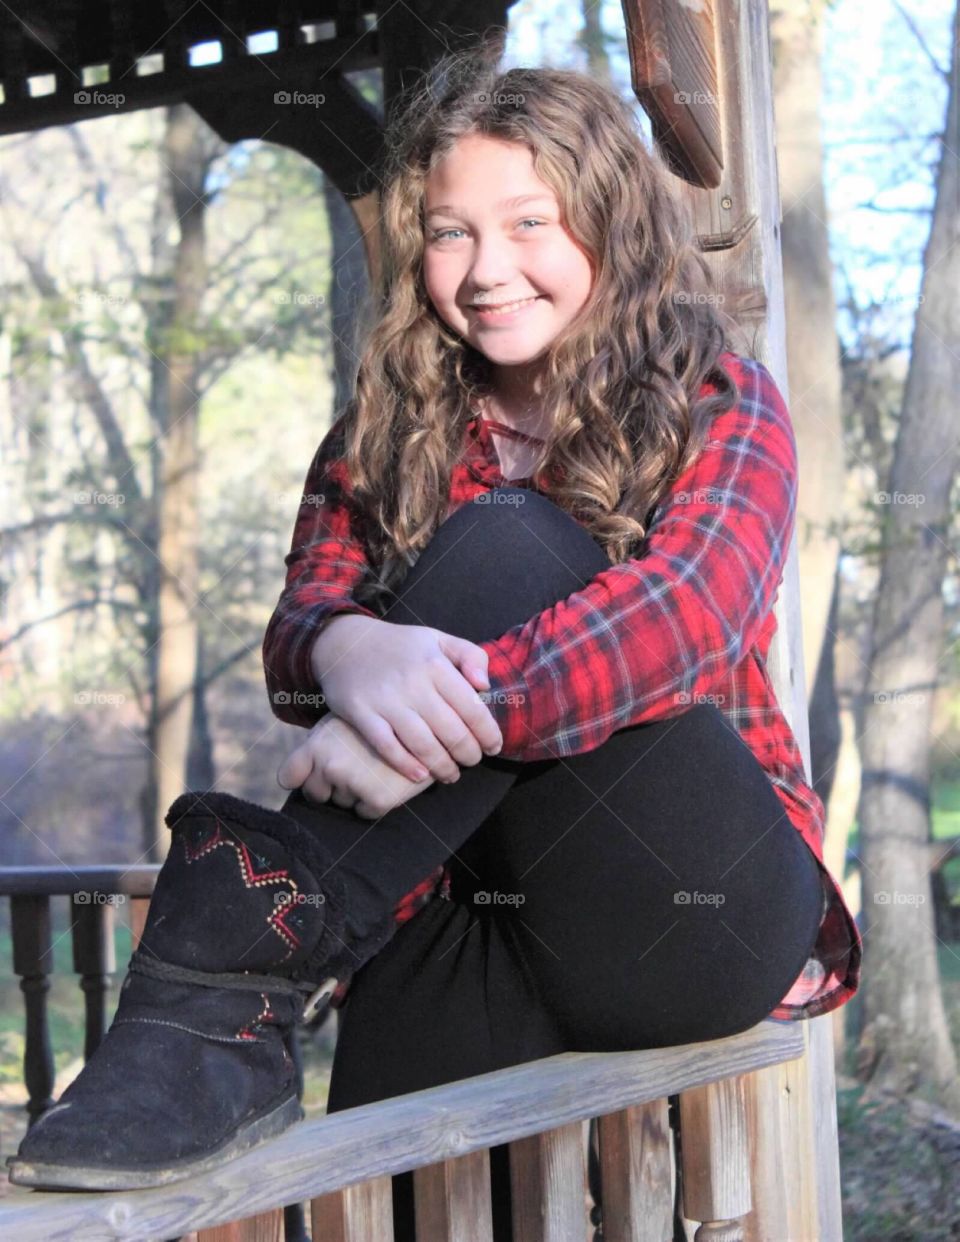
[301,771,334,805]
[352,710,432,783]
[277,744,314,791]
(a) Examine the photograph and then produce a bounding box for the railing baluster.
[196,1210,283,1240]
[70,898,116,1060]
[509,1122,588,1241]
[10,893,56,1125]
[414,1148,494,1241]
[679,1079,751,1241]
[596,1100,674,1240]
[129,893,152,950]
[311,1175,395,1240]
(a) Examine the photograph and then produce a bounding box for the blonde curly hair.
[337,34,739,612]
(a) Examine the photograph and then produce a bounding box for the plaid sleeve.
[478,357,798,761]
[262,415,381,729]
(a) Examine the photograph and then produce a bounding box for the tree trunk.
[770,0,856,1066]
[856,0,960,1114]
[148,105,209,858]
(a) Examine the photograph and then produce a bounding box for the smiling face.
[422,133,595,400]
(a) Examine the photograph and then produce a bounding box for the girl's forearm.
[310,612,385,686]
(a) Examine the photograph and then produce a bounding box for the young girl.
[9,40,861,1216]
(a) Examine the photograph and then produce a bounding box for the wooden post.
[509,1122,587,1241]
[621,0,844,1237]
[595,1100,674,1241]
[413,1148,495,1241]
[311,1175,395,1240]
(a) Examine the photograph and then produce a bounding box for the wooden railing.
[0,865,160,1125]
[0,866,821,1241]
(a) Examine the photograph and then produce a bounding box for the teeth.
[478,296,538,315]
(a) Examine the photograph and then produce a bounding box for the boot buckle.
[302,975,339,1021]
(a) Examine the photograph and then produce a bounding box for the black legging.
[280,487,824,1235]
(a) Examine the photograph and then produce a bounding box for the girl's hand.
[276,713,435,819]
[310,615,504,785]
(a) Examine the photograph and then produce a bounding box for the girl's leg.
[279,486,618,962]
[447,700,826,1049]
[317,488,823,1240]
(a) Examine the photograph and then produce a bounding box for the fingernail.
[413,767,430,782]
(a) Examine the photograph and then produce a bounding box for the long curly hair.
[338,35,740,614]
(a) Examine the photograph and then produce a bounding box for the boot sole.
[6,1093,304,1191]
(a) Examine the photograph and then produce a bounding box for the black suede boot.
[6,790,399,1191]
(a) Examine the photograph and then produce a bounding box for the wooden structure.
[0,0,845,1238]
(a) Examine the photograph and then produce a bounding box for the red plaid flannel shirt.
[263,351,861,1020]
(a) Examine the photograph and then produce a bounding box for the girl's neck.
[475,390,551,440]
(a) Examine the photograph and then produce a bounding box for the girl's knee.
[444,487,608,581]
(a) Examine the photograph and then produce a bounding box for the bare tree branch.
[891,0,950,82]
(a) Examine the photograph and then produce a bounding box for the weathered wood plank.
[310,1175,394,1240]
[0,1020,803,1241]
[509,1122,586,1241]
[413,1148,493,1241]
[595,1100,673,1241]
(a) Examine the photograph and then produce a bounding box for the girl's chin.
[465,328,553,356]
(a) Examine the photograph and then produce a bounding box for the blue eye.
[429,220,545,243]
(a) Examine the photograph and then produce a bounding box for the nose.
[466,231,518,292]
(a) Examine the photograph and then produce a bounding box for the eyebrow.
[424,193,555,221]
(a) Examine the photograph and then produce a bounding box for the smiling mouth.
[470,295,543,317]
